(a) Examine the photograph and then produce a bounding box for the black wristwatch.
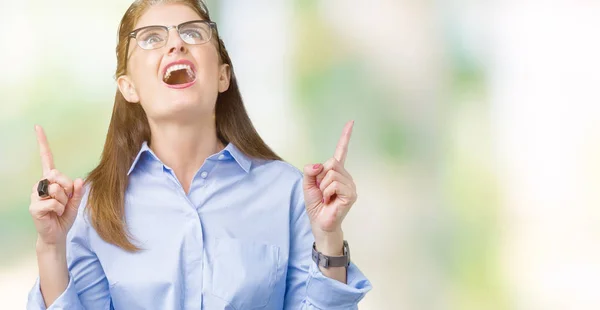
[312,240,351,268]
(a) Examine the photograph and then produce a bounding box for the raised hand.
[29,125,85,246]
[303,121,357,236]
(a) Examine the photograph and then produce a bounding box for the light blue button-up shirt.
[27,142,371,309]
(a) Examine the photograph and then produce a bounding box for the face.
[117,3,230,122]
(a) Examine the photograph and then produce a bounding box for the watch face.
[343,241,350,263]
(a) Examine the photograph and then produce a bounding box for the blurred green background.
[2,1,600,309]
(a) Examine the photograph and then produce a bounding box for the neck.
[147,115,224,193]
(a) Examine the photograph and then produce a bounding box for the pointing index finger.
[333,120,354,166]
[35,125,55,175]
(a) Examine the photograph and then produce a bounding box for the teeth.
[186,67,195,79]
[163,64,194,80]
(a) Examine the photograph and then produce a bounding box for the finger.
[35,125,55,175]
[29,198,66,218]
[43,169,74,198]
[303,163,324,190]
[319,170,354,194]
[333,120,354,166]
[323,157,352,180]
[316,158,351,188]
[322,181,354,205]
[46,183,68,206]
[64,178,85,221]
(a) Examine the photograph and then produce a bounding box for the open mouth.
[163,63,196,86]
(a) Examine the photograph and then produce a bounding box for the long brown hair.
[86,0,280,252]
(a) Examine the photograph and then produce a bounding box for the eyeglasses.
[125,20,217,61]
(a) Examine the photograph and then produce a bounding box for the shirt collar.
[221,143,251,173]
[127,141,252,176]
[127,141,155,176]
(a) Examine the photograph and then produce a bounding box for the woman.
[27,0,371,309]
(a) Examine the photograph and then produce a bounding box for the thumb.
[303,163,323,190]
[63,178,85,222]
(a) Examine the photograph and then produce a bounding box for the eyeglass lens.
[135,21,212,50]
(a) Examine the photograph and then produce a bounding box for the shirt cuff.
[27,273,83,310]
[305,261,372,309]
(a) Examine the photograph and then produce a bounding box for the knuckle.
[315,174,323,183]
[45,199,56,207]
[49,199,63,210]
[30,201,46,214]
[325,170,335,181]
[49,168,60,178]
[48,183,60,194]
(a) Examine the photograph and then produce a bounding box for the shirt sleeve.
[27,188,112,310]
[284,174,372,310]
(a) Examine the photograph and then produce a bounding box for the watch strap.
[312,240,351,268]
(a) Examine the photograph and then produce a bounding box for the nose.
[166,28,188,55]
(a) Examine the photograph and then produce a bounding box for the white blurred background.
[1,0,600,309]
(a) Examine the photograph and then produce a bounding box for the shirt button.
[218,154,225,160]
[200,171,208,178]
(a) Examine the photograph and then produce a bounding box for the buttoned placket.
[159,151,230,307]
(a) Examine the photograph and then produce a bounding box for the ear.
[117,75,140,103]
[218,63,231,93]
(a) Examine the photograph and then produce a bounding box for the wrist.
[313,229,344,256]
[36,238,66,256]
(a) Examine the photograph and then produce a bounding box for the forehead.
[135,3,203,29]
